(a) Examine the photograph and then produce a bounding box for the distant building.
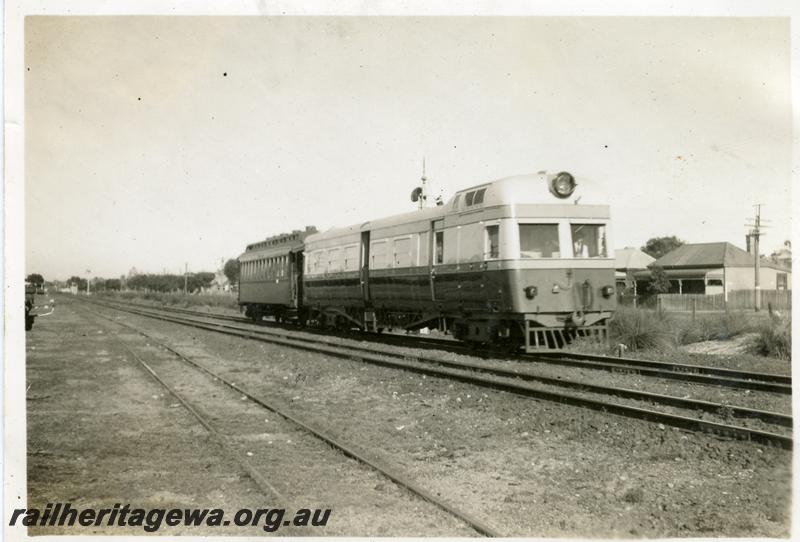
[614,247,655,297]
[639,242,791,297]
[207,268,231,293]
[770,241,792,270]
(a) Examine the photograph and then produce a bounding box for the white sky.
[24,16,792,280]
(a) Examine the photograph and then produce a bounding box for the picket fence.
[657,289,791,312]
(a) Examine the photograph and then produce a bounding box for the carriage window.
[473,188,486,205]
[485,225,499,259]
[519,224,560,258]
[452,194,461,210]
[570,224,607,258]
[465,191,475,206]
[434,231,444,264]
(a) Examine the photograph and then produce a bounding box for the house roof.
[652,242,789,271]
[615,247,655,270]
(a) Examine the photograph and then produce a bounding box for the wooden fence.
[657,290,791,312]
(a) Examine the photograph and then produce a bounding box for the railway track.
[87,297,792,394]
[80,297,792,450]
[82,306,501,537]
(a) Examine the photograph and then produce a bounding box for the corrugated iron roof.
[615,247,655,270]
[652,242,785,269]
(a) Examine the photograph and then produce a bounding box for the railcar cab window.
[464,188,487,207]
[485,225,499,259]
[519,224,560,258]
[571,224,607,258]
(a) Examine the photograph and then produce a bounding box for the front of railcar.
[478,172,616,350]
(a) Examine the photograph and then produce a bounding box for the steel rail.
[80,312,295,528]
[89,297,791,393]
[82,298,792,428]
[83,298,792,450]
[531,352,792,385]
[87,308,503,538]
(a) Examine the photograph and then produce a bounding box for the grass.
[101,290,240,311]
[599,306,790,360]
[608,306,673,352]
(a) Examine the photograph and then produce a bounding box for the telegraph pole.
[746,205,766,312]
[184,262,188,294]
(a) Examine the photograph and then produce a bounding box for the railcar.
[237,227,317,323]
[301,172,616,351]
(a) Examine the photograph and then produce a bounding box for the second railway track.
[80,297,792,450]
[87,298,792,394]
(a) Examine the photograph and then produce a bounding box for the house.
[639,242,791,297]
[614,247,655,297]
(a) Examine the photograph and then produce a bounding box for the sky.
[24,16,792,280]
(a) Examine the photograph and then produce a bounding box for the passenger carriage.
[302,172,616,350]
[237,227,316,323]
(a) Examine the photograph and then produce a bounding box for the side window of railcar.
[465,191,475,206]
[344,245,358,271]
[371,240,387,268]
[519,224,560,258]
[393,237,411,267]
[485,225,499,259]
[473,188,487,205]
[308,251,321,274]
[327,248,342,272]
[434,231,444,264]
[570,224,607,258]
[452,194,461,210]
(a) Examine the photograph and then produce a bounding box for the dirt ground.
[24,296,791,537]
[24,298,473,536]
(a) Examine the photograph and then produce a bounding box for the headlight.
[601,285,614,298]
[549,171,576,198]
[524,286,538,299]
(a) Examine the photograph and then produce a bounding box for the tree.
[223,258,240,285]
[105,278,122,291]
[188,272,215,292]
[641,236,685,260]
[648,266,672,294]
[26,273,45,288]
[67,276,88,291]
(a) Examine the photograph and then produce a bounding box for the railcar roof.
[306,171,609,243]
[448,172,609,208]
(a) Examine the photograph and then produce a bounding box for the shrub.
[609,306,673,352]
[751,316,791,360]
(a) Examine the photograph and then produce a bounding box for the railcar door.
[430,219,445,302]
[290,251,303,308]
[360,231,371,305]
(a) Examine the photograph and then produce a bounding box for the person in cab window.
[573,232,590,258]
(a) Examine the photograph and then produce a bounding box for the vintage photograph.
[10,8,793,538]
